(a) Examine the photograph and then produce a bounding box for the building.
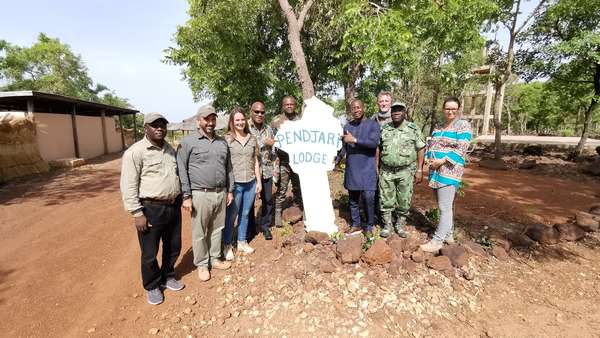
[0,91,138,181]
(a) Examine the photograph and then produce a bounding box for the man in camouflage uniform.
[270,95,303,227]
[378,102,425,238]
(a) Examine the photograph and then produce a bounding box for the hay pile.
[0,115,49,182]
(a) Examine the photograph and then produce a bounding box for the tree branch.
[515,0,547,36]
[298,0,314,31]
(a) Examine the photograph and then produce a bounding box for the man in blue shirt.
[336,99,381,234]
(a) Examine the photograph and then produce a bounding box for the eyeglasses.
[253,110,265,115]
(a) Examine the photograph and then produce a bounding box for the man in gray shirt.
[177,104,234,281]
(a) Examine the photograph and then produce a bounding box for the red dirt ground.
[0,153,599,337]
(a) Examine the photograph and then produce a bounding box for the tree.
[487,0,547,159]
[521,0,600,157]
[0,33,129,108]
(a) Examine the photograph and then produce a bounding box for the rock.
[462,269,475,280]
[479,159,508,170]
[576,211,600,232]
[387,238,404,257]
[462,240,486,257]
[362,240,393,265]
[305,231,330,245]
[411,250,425,263]
[518,159,537,170]
[283,206,303,223]
[336,235,363,264]
[402,260,417,274]
[87,328,96,333]
[506,232,536,248]
[319,260,337,273]
[582,160,600,176]
[589,204,600,216]
[171,316,182,324]
[491,245,509,260]
[440,245,468,267]
[387,258,403,277]
[149,328,160,335]
[526,223,560,244]
[184,296,197,305]
[523,145,543,156]
[491,236,511,252]
[555,223,586,241]
[426,256,453,272]
[303,242,315,253]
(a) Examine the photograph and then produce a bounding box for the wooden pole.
[26,99,34,118]
[118,113,125,150]
[100,110,108,154]
[71,105,80,158]
[133,112,138,142]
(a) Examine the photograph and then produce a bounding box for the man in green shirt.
[378,102,426,238]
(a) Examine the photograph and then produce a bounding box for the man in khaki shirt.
[120,112,183,305]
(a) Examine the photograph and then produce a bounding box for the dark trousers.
[138,198,182,290]
[348,190,376,231]
[275,164,302,209]
[249,177,274,233]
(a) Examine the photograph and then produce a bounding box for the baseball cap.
[144,112,169,124]
[391,101,407,109]
[196,104,217,119]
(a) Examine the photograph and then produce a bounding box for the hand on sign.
[342,131,357,144]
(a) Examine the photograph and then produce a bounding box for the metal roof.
[0,90,138,116]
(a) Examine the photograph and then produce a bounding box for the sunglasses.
[253,110,265,115]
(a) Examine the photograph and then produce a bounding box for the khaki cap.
[196,104,217,119]
[144,112,169,124]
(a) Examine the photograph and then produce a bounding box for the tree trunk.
[574,62,600,157]
[429,85,440,135]
[493,81,506,159]
[344,61,361,115]
[278,0,315,100]
[506,101,512,135]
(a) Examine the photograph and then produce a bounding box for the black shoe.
[263,229,273,240]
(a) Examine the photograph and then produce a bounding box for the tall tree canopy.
[520,0,600,156]
[0,33,130,108]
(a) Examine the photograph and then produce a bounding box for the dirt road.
[0,153,599,337]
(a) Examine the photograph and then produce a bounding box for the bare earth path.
[0,153,599,337]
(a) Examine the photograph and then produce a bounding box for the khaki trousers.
[191,190,226,267]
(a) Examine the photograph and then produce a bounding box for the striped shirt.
[425,119,472,188]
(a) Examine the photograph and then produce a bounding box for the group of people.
[119,91,472,306]
[336,91,472,253]
[119,96,304,305]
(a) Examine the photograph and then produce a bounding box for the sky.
[0,0,202,122]
[1,1,538,123]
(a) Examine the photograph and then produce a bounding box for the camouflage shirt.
[379,120,426,168]
[249,122,276,179]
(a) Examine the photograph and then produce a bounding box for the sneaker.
[211,259,232,270]
[237,241,255,254]
[146,288,164,305]
[348,226,362,235]
[224,245,235,261]
[161,278,184,291]
[197,266,210,281]
[420,240,443,253]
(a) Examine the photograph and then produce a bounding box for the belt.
[195,187,225,193]
[141,197,176,205]
[381,163,413,172]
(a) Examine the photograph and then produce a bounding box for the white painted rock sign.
[274,97,343,235]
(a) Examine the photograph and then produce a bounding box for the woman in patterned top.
[421,96,472,253]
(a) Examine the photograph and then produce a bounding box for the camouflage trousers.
[379,165,416,219]
[275,163,303,210]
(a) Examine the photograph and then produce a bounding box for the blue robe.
[337,117,380,191]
